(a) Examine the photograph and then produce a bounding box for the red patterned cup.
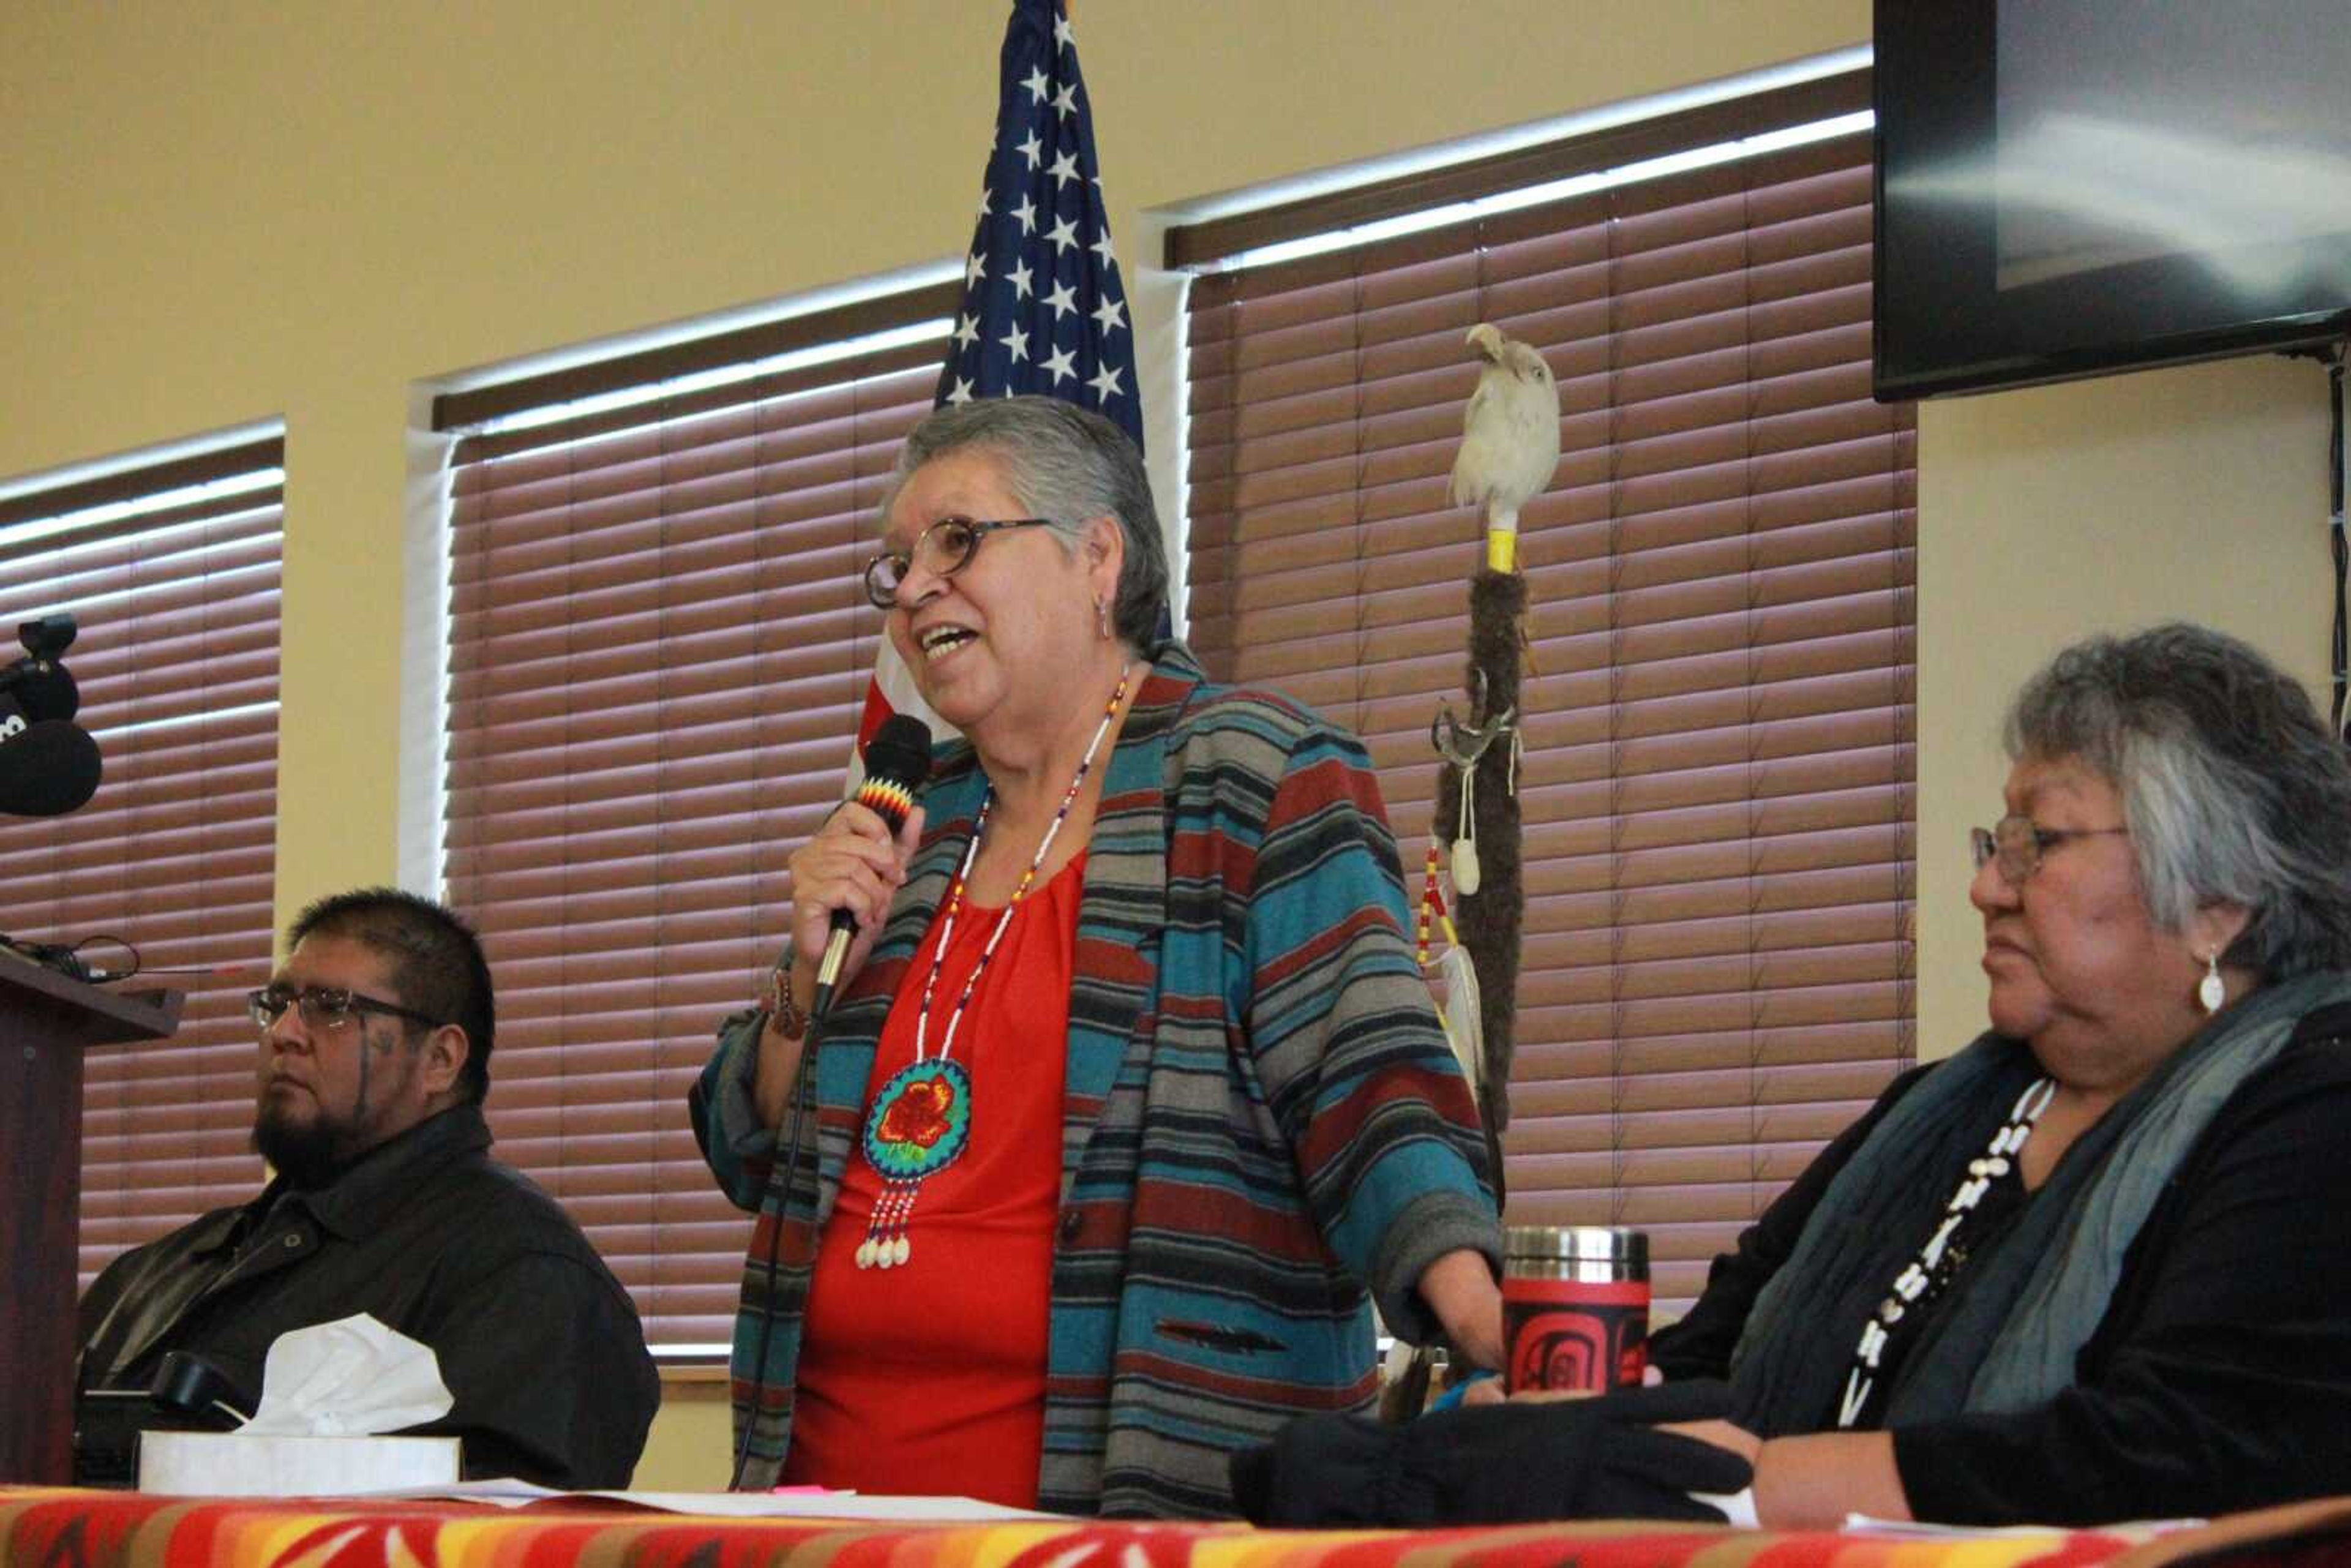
[1502,1226,1649,1394]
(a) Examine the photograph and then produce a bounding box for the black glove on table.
[1229,1379,1753,1528]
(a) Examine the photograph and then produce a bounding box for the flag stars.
[936,7,1139,451]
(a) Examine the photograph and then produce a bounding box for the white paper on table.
[365,1478,1059,1520]
[1842,1514,2208,1538]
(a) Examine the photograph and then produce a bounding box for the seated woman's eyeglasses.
[863,516,1059,609]
[1969,814,2130,886]
[248,984,441,1033]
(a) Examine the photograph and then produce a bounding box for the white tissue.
[236,1313,454,1436]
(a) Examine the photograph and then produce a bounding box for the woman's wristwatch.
[760,956,808,1039]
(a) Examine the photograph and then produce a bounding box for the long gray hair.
[883,397,1169,648]
[2005,623,2351,978]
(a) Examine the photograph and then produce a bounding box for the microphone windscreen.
[6,661,79,723]
[0,721,102,817]
[863,715,934,789]
[855,715,933,833]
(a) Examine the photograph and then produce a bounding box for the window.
[0,437,286,1280]
[431,284,955,1346]
[1174,71,1915,1305]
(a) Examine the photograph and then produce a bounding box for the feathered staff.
[1384,324,1558,1420]
[1432,323,1558,1141]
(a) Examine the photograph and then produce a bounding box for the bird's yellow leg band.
[1485,530,1517,573]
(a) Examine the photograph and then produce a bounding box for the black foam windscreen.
[862,714,934,799]
[4,659,79,722]
[0,721,102,817]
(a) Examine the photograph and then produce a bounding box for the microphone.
[0,656,78,724]
[811,714,933,1021]
[0,719,103,817]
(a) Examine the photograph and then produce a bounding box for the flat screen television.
[1873,1,2351,401]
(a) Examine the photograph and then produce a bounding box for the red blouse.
[781,851,1084,1507]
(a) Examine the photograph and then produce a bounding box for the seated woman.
[690,396,1503,1518]
[1239,623,2351,1528]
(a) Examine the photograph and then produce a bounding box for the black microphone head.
[863,715,934,789]
[0,721,102,817]
[2,658,78,722]
[151,1351,252,1420]
[853,715,933,831]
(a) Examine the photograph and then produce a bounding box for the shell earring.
[1095,593,1112,640]
[2198,950,2226,1015]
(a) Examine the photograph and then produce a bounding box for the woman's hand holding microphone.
[753,798,926,1129]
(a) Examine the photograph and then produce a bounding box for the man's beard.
[253,1108,362,1190]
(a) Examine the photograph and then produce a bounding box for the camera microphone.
[0,719,102,817]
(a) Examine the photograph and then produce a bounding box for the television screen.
[1874,1,2351,400]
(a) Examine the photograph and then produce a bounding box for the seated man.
[77,888,659,1488]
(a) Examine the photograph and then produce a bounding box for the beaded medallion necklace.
[1835,1073,2056,1426]
[853,664,1136,1271]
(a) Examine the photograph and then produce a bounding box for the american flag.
[856,0,1140,763]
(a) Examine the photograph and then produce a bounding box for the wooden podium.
[0,957,181,1484]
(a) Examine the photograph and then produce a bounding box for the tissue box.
[139,1431,462,1496]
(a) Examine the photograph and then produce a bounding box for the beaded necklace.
[853,664,1136,1271]
[1835,1073,2056,1427]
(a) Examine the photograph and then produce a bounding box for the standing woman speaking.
[692,397,1502,1517]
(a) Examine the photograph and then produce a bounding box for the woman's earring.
[2199,950,2226,1015]
[1096,594,1112,640]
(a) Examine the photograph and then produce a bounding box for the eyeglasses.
[863,516,1059,609]
[1968,814,2130,886]
[249,983,442,1035]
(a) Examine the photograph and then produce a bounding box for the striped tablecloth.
[0,1487,2224,1568]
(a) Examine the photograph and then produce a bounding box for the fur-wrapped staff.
[1434,321,1560,1141]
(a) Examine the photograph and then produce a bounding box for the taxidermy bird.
[1447,323,1561,553]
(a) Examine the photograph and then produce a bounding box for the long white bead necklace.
[852,664,1136,1271]
[1835,1074,2056,1428]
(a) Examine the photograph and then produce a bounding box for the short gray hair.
[882,397,1169,648]
[2004,623,2351,978]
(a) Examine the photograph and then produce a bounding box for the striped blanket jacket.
[691,643,1499,1517]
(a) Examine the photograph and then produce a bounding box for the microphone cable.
[0,931,256,988]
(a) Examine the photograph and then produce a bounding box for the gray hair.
[883,397,1169,648]
[2004,622,2351,979]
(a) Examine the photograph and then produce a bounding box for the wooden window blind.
[435,299,950,1347]
[1178,75,1916,1307]
[0,438,285,1283]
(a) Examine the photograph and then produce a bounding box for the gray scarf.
[1728,970,2351,1434]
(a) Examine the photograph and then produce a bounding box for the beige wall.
[632,1378,730,1492]
[1914,356,2336,1059]
[10,0,2341,1487]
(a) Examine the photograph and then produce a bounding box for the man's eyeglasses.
[249,984,442,1035]
[863,516,1059,609]
[1968,814,2130,887]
